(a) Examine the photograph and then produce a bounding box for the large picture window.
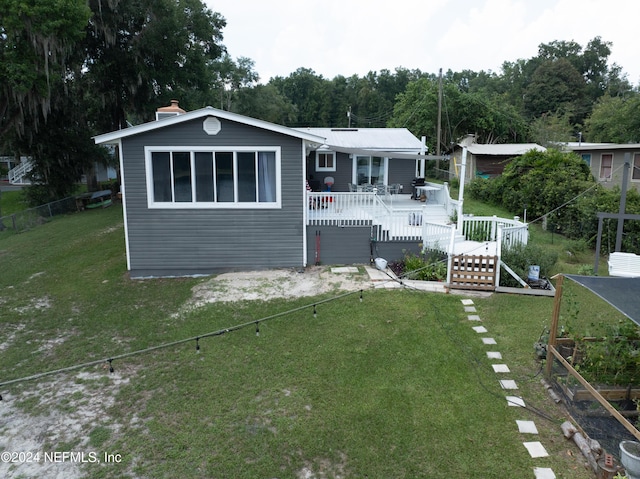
[146,147,280,208]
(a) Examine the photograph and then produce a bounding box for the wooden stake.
[545,274,564,377]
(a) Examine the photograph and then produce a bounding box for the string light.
[0,287,377,398]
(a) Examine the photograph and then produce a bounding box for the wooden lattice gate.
[449,255,498,291]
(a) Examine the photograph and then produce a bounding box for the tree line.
[1,0,639,203]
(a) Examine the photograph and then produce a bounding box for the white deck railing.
[307,192,382,226]
[306,191,529,253]
[462,215,528,246]
[422,222,456,251]
[8,158,34,185]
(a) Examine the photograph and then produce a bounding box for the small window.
[599,153,612,179]
[316,151,336,172]
[633,153,640,181]
[581,153,591,167]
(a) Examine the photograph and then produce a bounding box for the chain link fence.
[0,196,79,233]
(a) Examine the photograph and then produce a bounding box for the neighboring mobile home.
[450,137,546,183]
[567,143,640,193]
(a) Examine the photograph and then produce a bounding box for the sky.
[204,0,640,86]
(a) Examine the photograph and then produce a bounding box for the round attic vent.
[203,116,221,135]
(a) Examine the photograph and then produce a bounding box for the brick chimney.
[156,99,186,120]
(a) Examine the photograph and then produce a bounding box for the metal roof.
[464,143,546,156]
[294,127,425,153]
[567,143,640,151]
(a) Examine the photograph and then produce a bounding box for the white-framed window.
[633,153,640,181]
[315,151,336,172]
[599,153,613,179]
[145,146,281,209]
[353,155,387,185]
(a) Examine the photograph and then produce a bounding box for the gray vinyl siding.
[387,158,418,190]
[121,117,305,277]
[307,226,372,264]
[307,152,352,192]
[307,153,417,192]
[306,226,422,266]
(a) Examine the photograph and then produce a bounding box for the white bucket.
[374,257,388,271]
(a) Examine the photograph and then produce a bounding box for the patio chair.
[374,183,386,195]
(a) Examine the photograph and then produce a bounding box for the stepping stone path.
[461,298,553,478]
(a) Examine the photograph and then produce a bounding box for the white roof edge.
[93,106,326,145]
[568,143,640,150]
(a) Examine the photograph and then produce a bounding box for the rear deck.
[306,183,527,258]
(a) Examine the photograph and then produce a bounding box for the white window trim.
[632,152,640,182]
[599,153,613,180]
[145,146,281,209]
[315,150,336,172]
[351,155,389,185]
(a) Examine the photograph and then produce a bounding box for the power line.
[0,288,372,394]
[528,162,627,226]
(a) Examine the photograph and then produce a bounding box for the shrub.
[392,250,448,281]
[500,243,558,287]
[576,321,640,386]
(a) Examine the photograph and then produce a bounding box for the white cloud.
[207,0,640,84]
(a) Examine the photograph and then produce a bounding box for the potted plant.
[620,441,640,479]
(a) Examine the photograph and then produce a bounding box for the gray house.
[566,143,640,193]
[297,127,426,193]
[94,104,326,277]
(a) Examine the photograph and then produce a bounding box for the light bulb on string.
[360,289,363,302]
[196,337,200,353]
[313,304,317,318]
[108,359,114,373]
[255,322,260,337]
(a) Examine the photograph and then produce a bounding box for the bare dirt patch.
[187,266,372,308]
[0,368,136,479]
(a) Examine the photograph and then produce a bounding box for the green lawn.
[0,189,28,217]
[0,206,597,478]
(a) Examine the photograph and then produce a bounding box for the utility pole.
[347,106,352,128]
[615,153,631,251]
[436,68,443,175]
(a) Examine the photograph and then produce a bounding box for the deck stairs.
[8,158,34,185]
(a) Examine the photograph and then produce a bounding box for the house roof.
[567,143,640,152]
[461,143,546,156]
[293,127,437,160]
[93,107,326,145]
[295,127,424,152]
